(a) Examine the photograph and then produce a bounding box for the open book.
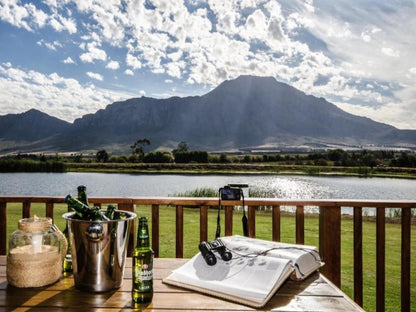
[163,235,324,308]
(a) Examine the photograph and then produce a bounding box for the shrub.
[174,151,209,163]
[0,159,66,172]
[143,151,174,163]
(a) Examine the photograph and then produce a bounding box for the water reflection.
[0,172,415,203]
[252,177,332,199]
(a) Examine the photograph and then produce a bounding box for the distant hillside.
[0,76,415,154]
[0,109,71,153]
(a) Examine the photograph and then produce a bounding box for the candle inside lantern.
[32,233,42,253]
[30,215,43,253]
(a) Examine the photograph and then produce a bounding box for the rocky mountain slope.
[1,76,415,153]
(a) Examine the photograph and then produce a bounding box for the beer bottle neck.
[137,225,150,248]
[77,186,89,206]
[78,192,89,206]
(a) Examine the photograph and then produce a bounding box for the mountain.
[0,109,71,153]
[0,76,415,154]
[0,109,70,141]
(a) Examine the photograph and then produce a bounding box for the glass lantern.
[7,216,67,288]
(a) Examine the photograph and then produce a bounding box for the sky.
[0,0,415,129]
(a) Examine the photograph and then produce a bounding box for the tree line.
[0,158,66,172]
[92,144,416,168]
[1,143,416,171]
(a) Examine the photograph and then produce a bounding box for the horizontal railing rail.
[0,196,414,312]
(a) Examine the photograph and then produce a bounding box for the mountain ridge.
[0,75,415,154]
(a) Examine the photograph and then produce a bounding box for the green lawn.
[4,203,415,312]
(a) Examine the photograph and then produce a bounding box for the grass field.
[4,203,416,312]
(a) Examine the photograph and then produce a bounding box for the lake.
[1,172,415,200]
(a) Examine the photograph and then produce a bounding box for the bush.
[143,151,174,163]
[0,159,66,172]
[174,151,209,163]
[314,158,328,166]
[108,155,128,163]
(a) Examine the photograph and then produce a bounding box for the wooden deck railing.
[0,196,414,311]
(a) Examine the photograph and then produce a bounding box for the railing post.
[296,205,304,244]
[319,205,341,287]
[0,201,6,255]
[376,207,385,312]
[46,202,54,221]
[22,201,31,218]
[401,207,411,312]
[200,205,208,243]
[225,206,233,236]
[248,206,256,238]
[176,205,183,258]
[353,206,363,307]
[152,204,159,258]
[272,205,281,242]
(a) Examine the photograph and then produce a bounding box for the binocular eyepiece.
[198,239,232,266]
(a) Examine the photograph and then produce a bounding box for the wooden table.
[0,256,364,311]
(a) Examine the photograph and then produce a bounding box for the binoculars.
[198,239,232,266]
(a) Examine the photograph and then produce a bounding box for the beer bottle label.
[134,265,153,283]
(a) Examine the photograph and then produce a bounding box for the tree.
[131,138,151,155]
[143,151,174,163]
[172,141,188,155]
[174,151,209,163]
[96,150,109,163]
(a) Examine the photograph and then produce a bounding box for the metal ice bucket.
[63,211,136,292]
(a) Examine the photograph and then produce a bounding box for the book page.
[221,235,323,280]
[166,252,293,303]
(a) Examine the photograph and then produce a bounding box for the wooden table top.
[0,256,363,311]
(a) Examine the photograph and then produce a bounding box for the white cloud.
[37,39,63,51]
[49,17,64,32]
[80,42,107,63]
[86,72,104,81]
[126,53,142,69]
[335,99,413,130]
[58,14,77,34]
[243,9,268,40]
[26,3,48,28]
[72,0,125,44]
[0,1,77,35]
[166,62,183,78]
[124,69,134,76]
[381,47,400,58]
[0,0,31,31]
[139,90,146,96]
[106,60,120,70]
[48,14,77,33]
[63,57,75,64]
[0,64,132,122]
[167,51,183,62]
[361,32,371,42]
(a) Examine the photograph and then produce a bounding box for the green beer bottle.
[77,185,89,206]
[132,217,154,304]
[62,203,73,273]
[77,185,90,207]
[105,204,116,220]
[64,194,91,220]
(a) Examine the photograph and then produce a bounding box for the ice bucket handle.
[86,223,104,242]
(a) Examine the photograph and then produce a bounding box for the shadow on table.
[2,280,119,311]
[264,272,321,310]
